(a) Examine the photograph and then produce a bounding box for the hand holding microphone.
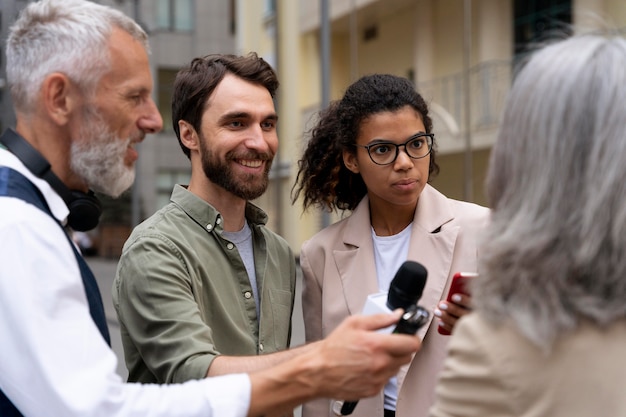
[337,261,430,416]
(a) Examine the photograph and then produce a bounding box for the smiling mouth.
[238,159,263,168]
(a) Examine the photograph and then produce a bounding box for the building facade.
[2,0,625,255]
[237,0,626,253]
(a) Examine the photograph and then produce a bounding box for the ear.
[42,73,77,126]
[178,120,200,151]
[342,149,360,174]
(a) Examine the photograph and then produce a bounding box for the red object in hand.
[438,272,478,335]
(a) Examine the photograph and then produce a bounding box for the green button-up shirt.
[113,185,296,383]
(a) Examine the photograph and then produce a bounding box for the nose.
[139,99,164,134]
[245,124,275,154]
[393,146,414,169]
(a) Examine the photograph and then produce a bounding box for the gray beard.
[70,109,136,198]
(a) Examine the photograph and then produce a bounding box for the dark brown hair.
[171,52,279,158]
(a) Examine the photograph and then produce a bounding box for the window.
[514,0,572,60]
[230,0,236,35]
[156,0,194,31]
[264,0,276,17]
[157,68,179,133]
[262,0,276,26]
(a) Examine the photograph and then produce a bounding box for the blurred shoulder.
[444,193,490,227]
[449,198,490,221]
[421,184,490,228]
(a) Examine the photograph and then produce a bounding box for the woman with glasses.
[292,74,489,417]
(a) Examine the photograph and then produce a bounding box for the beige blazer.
[300,185,489,417]
[430,314,626,417]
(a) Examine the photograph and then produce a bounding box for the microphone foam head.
[386,261,428,310]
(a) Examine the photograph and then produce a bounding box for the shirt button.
[259,343,264,351]
[226,243,234,250]
[216,217,222,225]
[206,224,213,231]
[244,291,252,299]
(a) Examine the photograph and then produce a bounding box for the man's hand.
[306,310,421,400]
[246,311,421,417]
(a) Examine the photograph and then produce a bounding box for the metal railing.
[418,59,512,136]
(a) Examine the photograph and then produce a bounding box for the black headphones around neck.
[0,129,102,231]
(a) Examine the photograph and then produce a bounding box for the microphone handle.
[339,400,359,415]
[392,304,430,335]
[339,306,430,415]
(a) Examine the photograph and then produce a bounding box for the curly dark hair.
[171,52,279,159]
[292,73,439,212]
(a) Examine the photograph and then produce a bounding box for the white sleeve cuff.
[202,373,251,417]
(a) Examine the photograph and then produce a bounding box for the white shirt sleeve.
[0,196,251,417]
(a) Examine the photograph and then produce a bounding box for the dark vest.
[0,166,111,416]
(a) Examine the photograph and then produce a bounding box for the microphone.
[358,260,428,332]
[337,261,430,416]
[387,260,428,310]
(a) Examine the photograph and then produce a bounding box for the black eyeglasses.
[354,133,434,165]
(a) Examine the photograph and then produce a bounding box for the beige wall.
[433,148,491,207]
[356,8,416,77]
[574,0,626,32]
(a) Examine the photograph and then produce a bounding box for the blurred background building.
[1,0,625,257]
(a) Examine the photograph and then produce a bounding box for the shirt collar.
[169,184,268,233]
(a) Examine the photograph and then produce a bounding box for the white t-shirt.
[372,222,412,411]
[372,223,412,291]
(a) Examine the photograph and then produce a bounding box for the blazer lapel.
[393,185,460,391]
[334,197,380,315]
[407,185,459,340]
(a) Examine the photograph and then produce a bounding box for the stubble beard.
[199,138,273,201]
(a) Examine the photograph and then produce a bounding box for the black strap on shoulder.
[0,166,111,345]
[0,128,76,205]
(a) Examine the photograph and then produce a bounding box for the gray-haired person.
[431,34,626,417]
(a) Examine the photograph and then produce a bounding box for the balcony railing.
[418,60,512,144]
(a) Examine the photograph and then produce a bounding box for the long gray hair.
[475,34,626,349]
[6,0,148,115]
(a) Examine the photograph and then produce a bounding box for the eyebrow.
[121,85,150,98]
[367,131,427,144]
[218,111,279,124]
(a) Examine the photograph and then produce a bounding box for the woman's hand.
[434,293,472,334]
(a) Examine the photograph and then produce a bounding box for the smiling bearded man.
[112,53,298,387]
